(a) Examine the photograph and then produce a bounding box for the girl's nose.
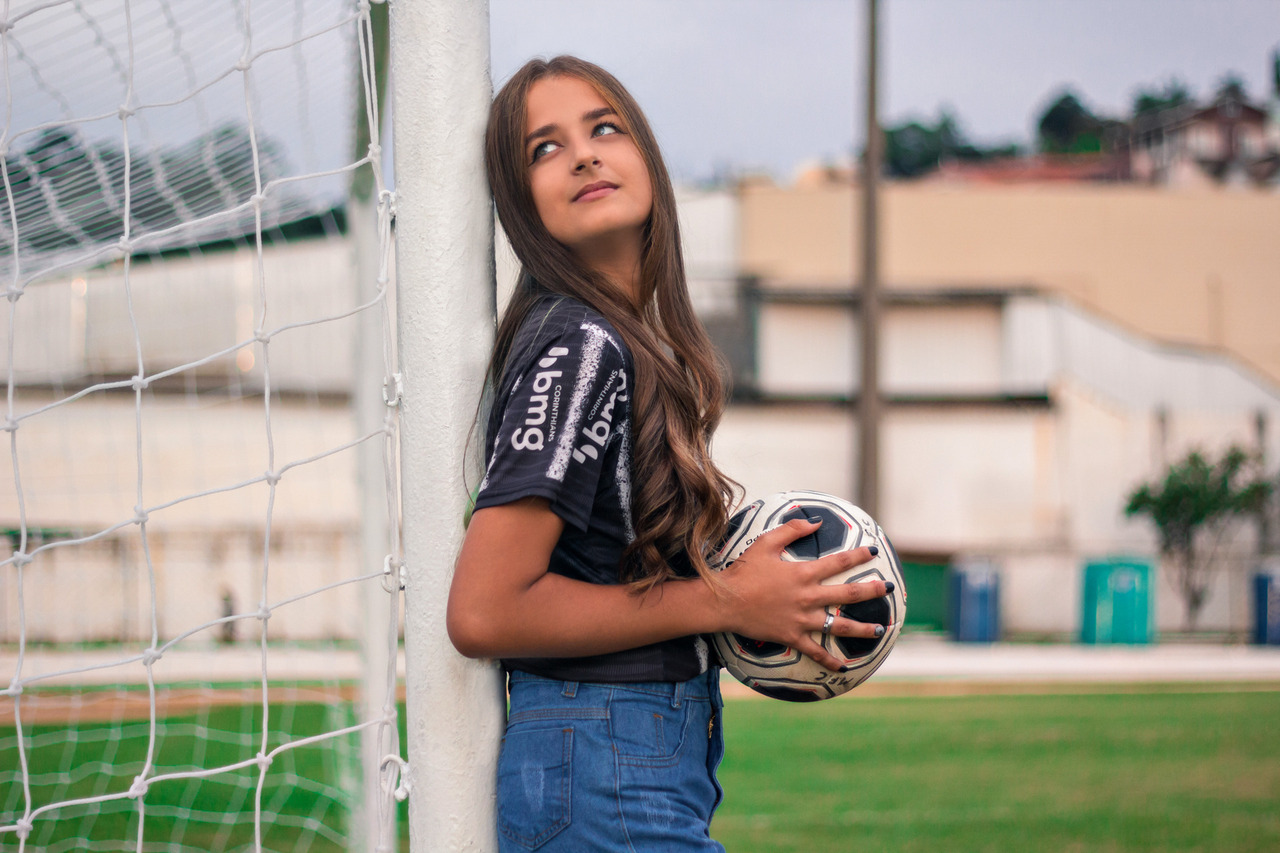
[572,143,601,172]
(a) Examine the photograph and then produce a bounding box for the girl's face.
[523,74,653,262]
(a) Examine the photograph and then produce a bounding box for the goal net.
[1,1,403,850]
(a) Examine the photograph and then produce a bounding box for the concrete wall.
[755,300,1008,397]
[13,238,359,393]
[740,182,1280,386]
[0,388,366,644]
[3,236,377,645]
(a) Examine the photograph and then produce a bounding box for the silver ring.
[821,611,835,638]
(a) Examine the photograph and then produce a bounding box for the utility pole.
[858,0,882,517]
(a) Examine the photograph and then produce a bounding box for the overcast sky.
[491,0,1280,183]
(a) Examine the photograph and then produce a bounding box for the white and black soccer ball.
[710,490,907,702]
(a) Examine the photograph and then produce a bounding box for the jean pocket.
[497,726,573,850]
[611,692,691,766]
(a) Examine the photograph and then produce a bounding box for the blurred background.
[491,0,1280,643]
[1,1,1278,850]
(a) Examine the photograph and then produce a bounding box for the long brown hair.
[485,55,737,590]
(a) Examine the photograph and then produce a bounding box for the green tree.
[1036,90,1105,154]
[1124,446,1273,631]
[1215,74,1249,102]
[883,109,1020,179]
[1132,80,1192,116]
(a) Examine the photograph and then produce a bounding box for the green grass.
[6,688,1279,851]
[2,700,365,852]
[712,689,1280,853]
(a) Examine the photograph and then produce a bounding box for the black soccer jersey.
[474,295,707,683]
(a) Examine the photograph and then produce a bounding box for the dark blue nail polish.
[868,545,879,557]
[884,581,895,593]
[874,624,886,638]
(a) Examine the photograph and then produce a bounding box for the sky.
[490,0,1280,183]
[4,0,1276,200]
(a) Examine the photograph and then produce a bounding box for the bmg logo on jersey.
[510,346,568,452]
[573,369,627,464]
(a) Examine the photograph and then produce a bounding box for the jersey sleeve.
[475,319,630,532]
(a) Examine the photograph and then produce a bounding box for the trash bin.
[1081,559,1152,644]
[901,561,947,632]
[948,561,1000,643]
[1253,572,1280,646]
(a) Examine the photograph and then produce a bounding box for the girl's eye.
[530,139,559,163]
[593,122,621,138]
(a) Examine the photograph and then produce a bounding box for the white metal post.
[389,2,502,851]
[353,4,396,850]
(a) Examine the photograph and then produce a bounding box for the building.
[1130,89,1278,188]
[684,179,1280,638]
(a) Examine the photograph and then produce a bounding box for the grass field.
[713,688,1280,853]
[1,695,366,852]
[4,686,1279,851]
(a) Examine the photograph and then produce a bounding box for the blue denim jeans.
[498,669,726,852]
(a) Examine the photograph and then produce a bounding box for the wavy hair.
[484,55,737,590]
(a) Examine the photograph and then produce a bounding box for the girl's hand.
[716,517,890,673]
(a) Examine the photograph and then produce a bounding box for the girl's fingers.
[825,576,894,605]
[749,516,826,556]
[808,545,880,582]
[796,614,890,672]
[830,615,889,640]
[792,636,846,673]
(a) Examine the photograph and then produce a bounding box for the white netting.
[1,0,403,850]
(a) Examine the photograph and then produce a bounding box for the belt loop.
[562,680,579,699]
[671,679,684,709]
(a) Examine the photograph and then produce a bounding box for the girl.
[447,56,890,852]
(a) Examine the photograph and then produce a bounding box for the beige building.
[698,179,1280,638]
[740,180,1280,386]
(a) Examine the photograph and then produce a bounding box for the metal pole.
[389,2,502,851]
[858,0,882,517]
[352,4,396,850]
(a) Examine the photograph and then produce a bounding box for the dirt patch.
[4,683,410,726]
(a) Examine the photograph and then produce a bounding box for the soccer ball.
[710,490,907,702]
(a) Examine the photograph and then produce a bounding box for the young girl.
[447,55,890,852]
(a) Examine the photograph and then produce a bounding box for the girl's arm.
[446,496,889,673]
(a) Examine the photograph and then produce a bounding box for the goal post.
[388,1,504,850]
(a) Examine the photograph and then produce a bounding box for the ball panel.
[715,501,763,563]
[747,676,834,696]
[777,505,850,559]
[728,634,790,660]
[836,598,891,658]
[747,682,827,703]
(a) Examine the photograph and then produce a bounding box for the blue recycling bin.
[948,563,1000,642]
[1253,573,1280,645]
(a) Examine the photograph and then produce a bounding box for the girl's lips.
[573,181,618,202]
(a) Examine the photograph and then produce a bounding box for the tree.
[1132,80,1192,116]
[1036,90,1106,154]
[882,109,1021,179]
[1,122,288,261]
[1214,74,1249,103]
[1124,446,1274,631]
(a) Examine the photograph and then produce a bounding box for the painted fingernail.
[874,624,886,638]
[868,545,879,557]
[884,581,895,593]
